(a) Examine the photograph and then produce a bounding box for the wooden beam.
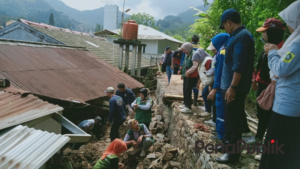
[131,46,137,76]
[118,44,123,70]
[124,45,129,73]
[137,46,142,77]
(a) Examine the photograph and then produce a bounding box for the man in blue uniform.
[106,87,127,142]
[116,83,136,118]
[216,9,254,164]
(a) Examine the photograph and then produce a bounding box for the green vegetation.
[190,0,296,103]
[95,24,103,32]
[48,13,55,26]
[172,34,184,42]
[125,13,158,29]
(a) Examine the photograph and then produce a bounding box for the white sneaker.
[179,105,186,109]
[140,149,146,157]
[255,154,261,160]
[181,107,192,113]
[204,119,216,127]
[200,112,211,117]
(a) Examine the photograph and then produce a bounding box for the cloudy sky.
[60,0,212,19]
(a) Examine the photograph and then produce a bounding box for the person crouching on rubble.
[78,116,102,133]
[124,119,154,157]
[93,139,127,169]
[131,88,153,129]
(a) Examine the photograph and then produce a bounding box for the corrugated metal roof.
[110,25,183,44]
[0,42,144,102]
[0,90,63,130]
[21,20,152,69]
[0,125,70,169]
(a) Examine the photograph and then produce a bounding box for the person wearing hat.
[216,9,254,164]
[78,116,102,133]
[248,18,286,147]
[260,1,300,168]
[131,88,153,129]
[164,46,174,84]
[105,87,127,142]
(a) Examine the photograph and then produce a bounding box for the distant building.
[103,5,119,31]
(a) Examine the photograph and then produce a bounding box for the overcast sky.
[60,0,212,19]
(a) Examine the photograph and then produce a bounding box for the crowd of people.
[160,1,300,168]
[87,1,300,168]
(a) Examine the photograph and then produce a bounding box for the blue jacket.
[108,95,126,122]
[115,87,136,106]
[221,26,255,94]
[211,33,230,106]
[268,41,300,117]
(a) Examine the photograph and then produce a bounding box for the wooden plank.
[163,75,183,100]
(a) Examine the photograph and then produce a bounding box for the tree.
[172,34,184,42]
[95,24,101,32]
[48,13,55,26]
[125,13,158,29]
[164,29,172,36]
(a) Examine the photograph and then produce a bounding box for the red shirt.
[252,41,284,84]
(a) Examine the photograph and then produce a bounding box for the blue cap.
[219,9,238,29]
[165,46,170,51]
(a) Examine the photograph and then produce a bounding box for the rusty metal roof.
[0,125,70,169]
[0,90,63,130]
[0,41,144,102]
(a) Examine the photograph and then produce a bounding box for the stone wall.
[155,76,218,169]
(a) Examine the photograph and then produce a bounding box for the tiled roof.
[0,41,144,102]
[19,19,152,69]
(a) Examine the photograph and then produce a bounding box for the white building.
[95,25,183,56]
[103,5,119,31]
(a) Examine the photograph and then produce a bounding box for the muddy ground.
[54,91,259,169]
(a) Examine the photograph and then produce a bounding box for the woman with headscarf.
[178,35,204,106]
[93,139,127,169]
[260,1,300,168]
[131,88,153,129]
[123,119,154,157]
[207,33,230,141]
[178,42,200,113]
[248,18,286,146]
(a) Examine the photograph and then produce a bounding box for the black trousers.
[259,112,300,169]
[222,90,250,154]
[183,77,198,109]
[173,66,179,75]
[162,64,166,73]
[256,83,272,140]
[110,119,125,142]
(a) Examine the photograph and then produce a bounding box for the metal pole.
[120,0,125,37]
[118,44,124,70]
[131,46,137,76]
[137,46,142,77]
[124,45,129,73]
